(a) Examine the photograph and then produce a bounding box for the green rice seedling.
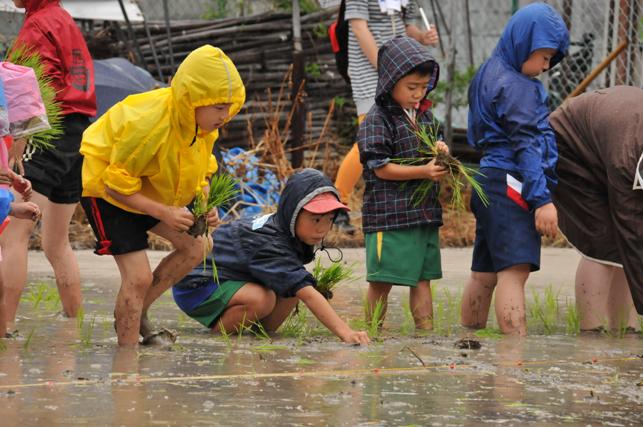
[188,173,239,237]
[278,305,310,344]
[312,259,354,300]
[216,320,233,349]
[23,328,36,351]
[6,46,63,151]
[365,297,386,340]
[399,301,415,336]
[529,286,560,334]
[473,328,503,339]
[250,320,271,341]
[391,119,489,211]
[22,281,60,312]
[564,298,580,335]
[80,316,96,349]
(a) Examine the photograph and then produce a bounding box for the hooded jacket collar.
[375,36,439,110]
[493,3,569,73]
[22,0,58,16]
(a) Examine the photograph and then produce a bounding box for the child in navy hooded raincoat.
[173,169,369,345]
[460,3,569,336]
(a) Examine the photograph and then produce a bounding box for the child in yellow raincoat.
[80,45,245,346]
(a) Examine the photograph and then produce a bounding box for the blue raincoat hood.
[494,3,569,73]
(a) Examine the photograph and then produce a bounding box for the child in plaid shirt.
[358,36,448,330]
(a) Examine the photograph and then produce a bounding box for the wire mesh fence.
[417,0,642,129]
[0,0,639,145]
[131,0,643,135]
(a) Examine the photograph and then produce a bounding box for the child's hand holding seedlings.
[340,329,370,345]
[206,208,220,228]
[436,140,449,154]
[10,201,41,221]
[161,206,195,233]
[422,159,447,181]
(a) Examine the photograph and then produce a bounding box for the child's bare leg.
[139,223,205,336]
[410,280,433,329]
[262,296,299,332]
[113,250,152,346]
[366,282,392,327]
[211,283,275,333]
[39,195,81,318]
[575,257,612,331]
[607,267,638,331]
[495,265,529,335]
[461,272,497,329]
[0,201,35,327]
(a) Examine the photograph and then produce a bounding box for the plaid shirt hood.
[375,36,439,109]
[359,36,442,234]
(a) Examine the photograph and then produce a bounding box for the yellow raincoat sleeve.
[83,100,164,196]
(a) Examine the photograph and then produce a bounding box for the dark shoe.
[334,210,356,235]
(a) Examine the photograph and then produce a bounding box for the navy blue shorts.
[471,168,540,273]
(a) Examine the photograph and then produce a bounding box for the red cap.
[302,192,350,214]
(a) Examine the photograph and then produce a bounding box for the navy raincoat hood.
[173,169,341,308]
[467,3,569,209]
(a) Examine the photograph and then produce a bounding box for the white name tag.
[251,214,273,230]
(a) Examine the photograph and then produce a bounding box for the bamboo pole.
[566,40,628,99]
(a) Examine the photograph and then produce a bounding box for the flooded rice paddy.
[0,249,641,426]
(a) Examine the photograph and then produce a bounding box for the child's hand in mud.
[535,202,558,238]
[340,329,370,345]
[161,206,194,232]
[422,159,448,181]
[12,174,32,200]
[206,208,220,228]
[10,201,40,221]
[436,140,449,154]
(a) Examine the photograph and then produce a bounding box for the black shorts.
[80,197,160,255]
[23,113,90,204]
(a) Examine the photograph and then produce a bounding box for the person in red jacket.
[0,0,96,330]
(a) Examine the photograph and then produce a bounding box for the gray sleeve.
[345,0,369,21]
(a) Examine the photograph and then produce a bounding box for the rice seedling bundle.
[188,173,239,237]
[393,119,489,211]
[6,46,63,151]
[312,259,353,300]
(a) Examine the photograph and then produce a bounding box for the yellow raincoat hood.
[81,45,245,213]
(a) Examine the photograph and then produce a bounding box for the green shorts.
[185,280,246,328]
[365,226,442,286]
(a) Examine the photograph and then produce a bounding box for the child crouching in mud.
[172,168,370,345]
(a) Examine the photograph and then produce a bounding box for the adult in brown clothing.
[549,86,642,332]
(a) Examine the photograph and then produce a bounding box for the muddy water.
[1,291,641,425]
[1,250,641,426]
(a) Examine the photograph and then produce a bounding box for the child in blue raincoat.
[460,3,569,335]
